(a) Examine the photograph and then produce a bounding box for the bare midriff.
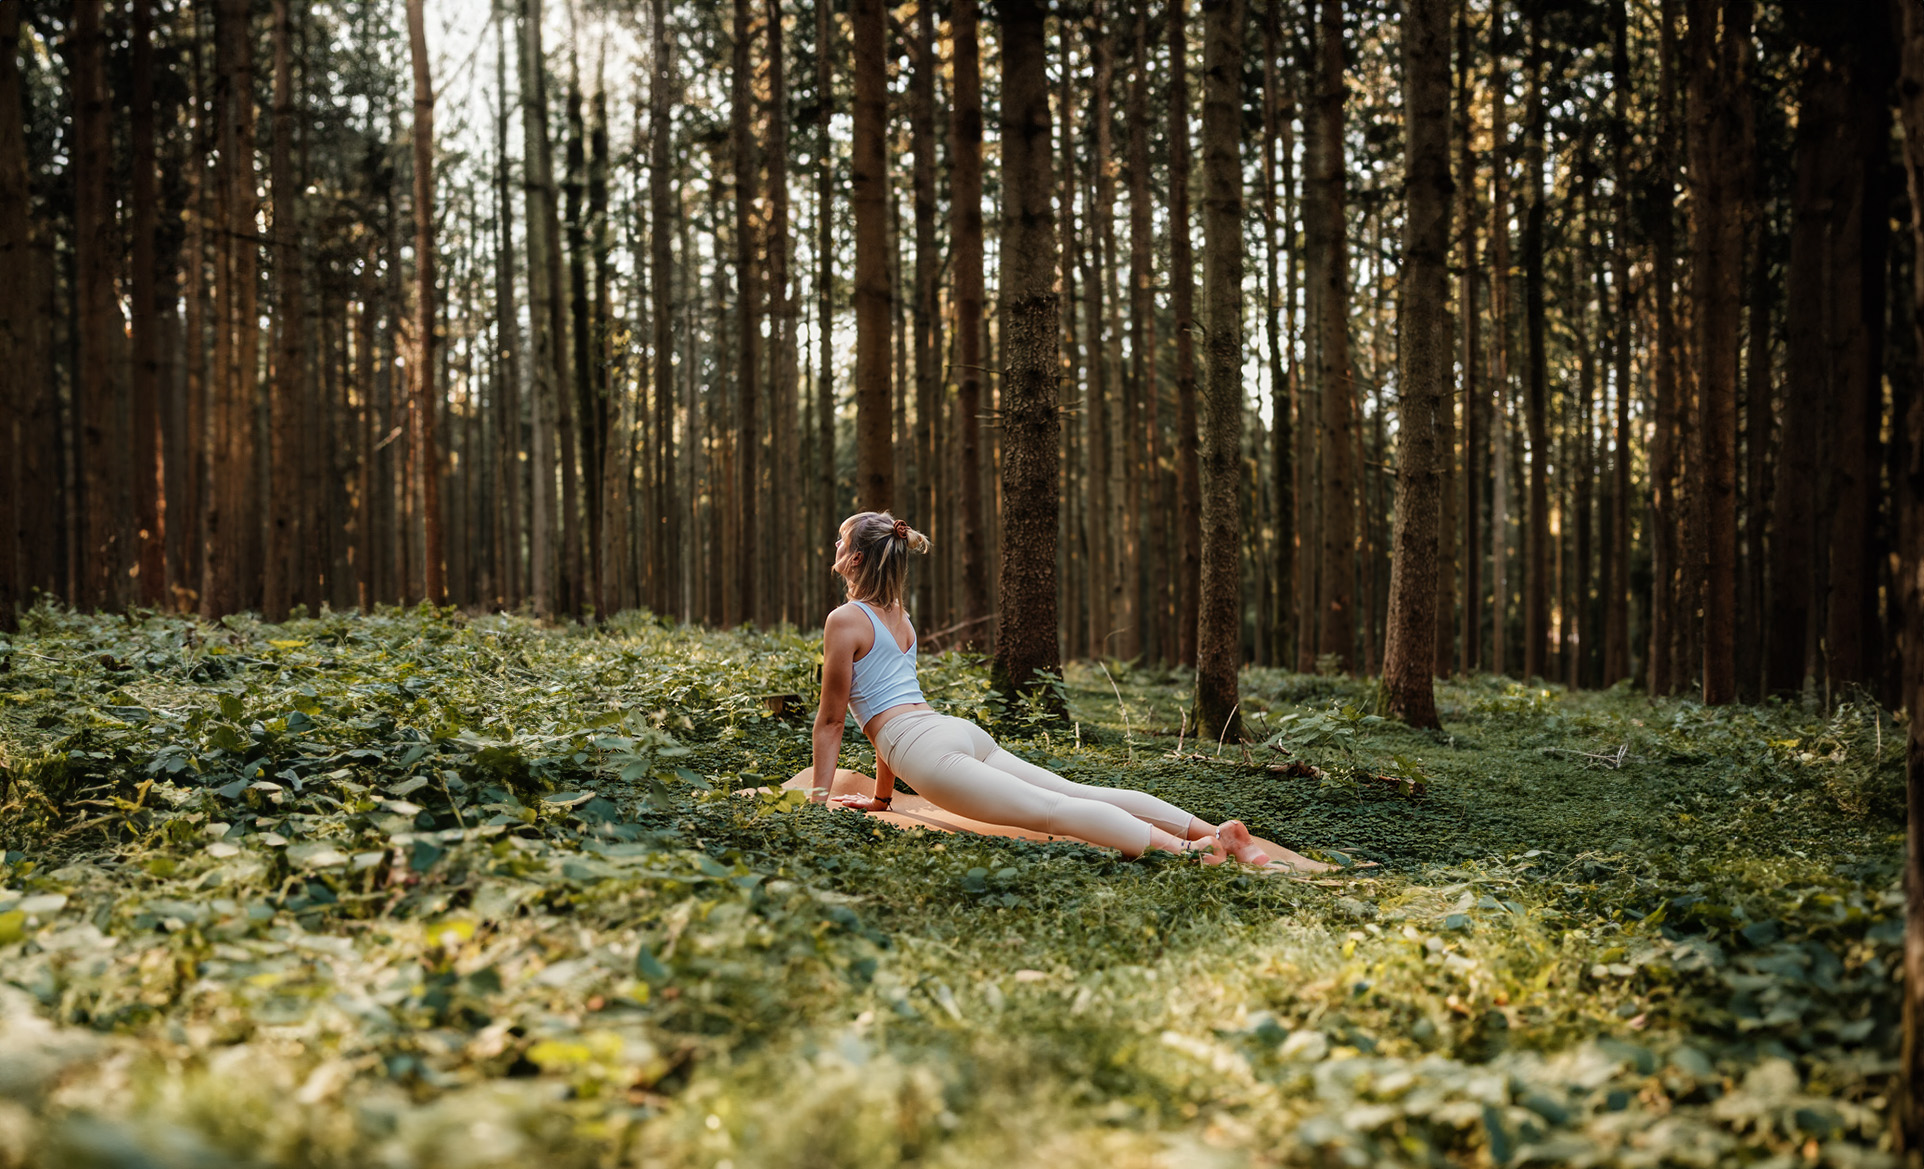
[862,701,934,740]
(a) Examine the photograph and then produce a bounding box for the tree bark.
[731,0,759,625]
[1384,0,1450,729]
[408,0,443,606]
[1648,0,1680,694]
[1687,0,1748,705]
[991,0,1062,701]
[1128,0,1159,665]
[132,0,167,610]
[1196,0,1246,743]
[1261,0,1291,672]
[522,0,559,618]
[654,0,678,619]
[265,0,303,619]
[203,0,260,619]
[911,0,938,626]
[1521,7,1549,682]
[495,15,525,611]
[1171,0,1201,668]
[1603,0,1634,687]
[768,0,798,625]
[952,0,989,643]
[1309,0,1354,672]
[0,0,26,630]
[1488,0,1511,675]
[852,0,892,513]
[1894,3,1924,1144]
[1458,0,1480,676]
[73,0,119,611]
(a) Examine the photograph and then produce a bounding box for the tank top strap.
[850,600,892,647]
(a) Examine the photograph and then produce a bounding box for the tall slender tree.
[73,0,119,611]
[1385,0,1450,728]
[1895,4,1924,1141]
[1308,0,1354,672]
[266,0,305,619]
[1688,0,1748,704]
[1454,0,1479,676]
[992,0,1062,700]
[1603,0,1633,686]
[132,0,167,609]
[951,0,989,642]
[1195,0,1246,742]
[911,0,938,625]
[768,0,798,625]
[652,0,677,619]
[732,0,759,625]
[852,0,892,512]
[0,0,26,631]
[522,0,560,617]
[1171,0,1201,667]
[1520,5,1549,681]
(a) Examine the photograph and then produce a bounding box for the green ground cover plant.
[0,609,1906,1168]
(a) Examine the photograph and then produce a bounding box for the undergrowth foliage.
[0,609,1908,1167]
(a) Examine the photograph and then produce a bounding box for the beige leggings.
[872,711,1195,856]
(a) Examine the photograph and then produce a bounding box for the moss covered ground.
[0,609,1907,1167]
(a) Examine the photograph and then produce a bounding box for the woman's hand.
[830,793,893,813]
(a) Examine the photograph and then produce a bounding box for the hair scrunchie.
[893,520,910,541]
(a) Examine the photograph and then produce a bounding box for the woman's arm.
[810,608,860,804]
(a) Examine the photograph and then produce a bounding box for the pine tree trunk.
[1126,0,1157,663]
[1647,0,1680,694]
[1195,0,1246,741]
[0,0,26,630]
[767,0,798,626]
[1454,0,1478,676]
[1894,5,1924,1142]
[203,0,259,619]
[1170,0,1201,668]
[731,0,759,626]
[522,0,558,618]
[852,0,892,513]
[1604,0,1634,687]
[1738,91,1770,703]
[991,0,1062,701]
[132,0,167,610]
[1488,0,1510,676]
[410,0,443,606]
[951,0,989,644]
[566,76,599,614]
[74,0,119,611]
[265,0,303,619]
[1309,0,1355,673]
[1261,0,1291,673]
[653,0,678,619]
[1521,9,1549,682]
[911,0,938,627]
[1688,0,1748,705]
[1384,0,1449,729]
[495,16,525,610]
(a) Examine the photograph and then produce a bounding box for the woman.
[809,511,1270,865]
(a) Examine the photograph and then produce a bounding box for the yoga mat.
[777,767,1337,874]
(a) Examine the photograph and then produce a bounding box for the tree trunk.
[1687,0,1748,705]
[1521,8,1549,682]
[1171,0,1201,668]
[1738,82,1770,703]
[1384,0,1449,729]
[74,0,119,611]
[265,0,303,619]
[1647,0,1680,694]
[1894,4,1924,1144]
[1261,0,1291,672]
[911,0,938,626]
[522,0,559,618]
[203,0,259,619]
[952,0,989,643]
[1488,0,1510,675]
[768,0,798,625]
[1309,0,1354,673]
[566,74,599,615]
[407,0,442,605]
[1127,0,1159,664]
[1195,0,1246,742]
[495,15,524,611]
[815,0,836,615]
[1604,0,1634,687]
[132,0,167,610]
[1457,0,1480,676]
[731,0,759,625]
[852,0,892,513]
[991,0,1062,701]
[654,0,678,619]
[0,0,26,630]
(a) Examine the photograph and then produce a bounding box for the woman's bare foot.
[1215,820,1271,866]
[1148,827,1229,863]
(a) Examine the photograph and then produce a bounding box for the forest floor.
[0,609,1907,1168]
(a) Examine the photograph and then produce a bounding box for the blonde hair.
[839,511,931,608]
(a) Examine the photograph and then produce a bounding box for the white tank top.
[845,601,927,726]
